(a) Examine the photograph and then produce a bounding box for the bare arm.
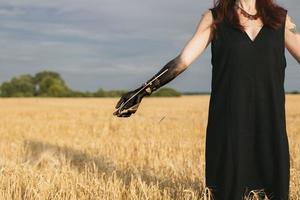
[180,9,215,68]
[285,14,300,64]
[141,9,215,95]
[114,9,214,117]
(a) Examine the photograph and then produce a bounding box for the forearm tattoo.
[290,26,298,34]
[288,16,298,34]
[143,55,187,94]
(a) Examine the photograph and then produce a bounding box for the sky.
[0,0,299,93]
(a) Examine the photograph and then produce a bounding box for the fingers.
[113,103,140,118]
[113,109,120,116]
[117,112,132,117]
[115,97,125,109]
[113,90,144,117]
[115,91,133,109]
[114,109,132,117]
[117,108,135,117]
[126,103,139,113]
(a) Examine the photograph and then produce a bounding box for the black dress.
[205,7,290,200]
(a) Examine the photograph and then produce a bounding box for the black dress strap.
[283,9,288,27]
[209,7,219,41]
[280,8,288,66]
[209,7,217,20]
[282,9,288,32]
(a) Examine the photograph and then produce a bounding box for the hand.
[113,87,148,117]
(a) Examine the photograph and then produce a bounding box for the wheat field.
[0,95,299,200]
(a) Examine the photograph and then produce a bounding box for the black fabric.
[205,7,290,200]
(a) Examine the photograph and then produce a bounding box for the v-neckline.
[242,25,265,43]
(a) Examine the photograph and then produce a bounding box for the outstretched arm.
[141,9,215,95]
[285,14,300,64]
[114,9,215,117]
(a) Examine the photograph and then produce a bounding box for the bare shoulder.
[285,14,297,33]
[195,9,214,32]
[202,9,214,20]
[201,9,214,25]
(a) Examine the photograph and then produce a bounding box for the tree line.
[0,71,181,97]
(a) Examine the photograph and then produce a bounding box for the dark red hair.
[211,0,287,31]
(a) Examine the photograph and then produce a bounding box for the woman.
[113,0,300,199]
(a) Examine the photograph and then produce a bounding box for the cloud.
[0,0,299,92]
[0,7,25,16]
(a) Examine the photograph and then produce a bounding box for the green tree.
[48,83,69,97]
[0,75,35,97]
[34,71,70,97]
[0,82,13,97]
[34,71,62,84]
[151,87,181,97]
[94,88,106,97]
[0,70,181,97]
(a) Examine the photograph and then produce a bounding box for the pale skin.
[177,0,300,74]
[114,0,300,117]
